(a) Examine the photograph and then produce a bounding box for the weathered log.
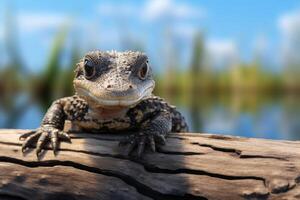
[0,129,299,200]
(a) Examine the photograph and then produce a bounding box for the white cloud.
[279,10,300,38]
[143,0,204,21]
[206,39,238,68]
[143,0,169,20]
[17,13,67,33]
[278,10,300,65]
[97,3,136,18]
[97,0,205,21]
[172,24,199,39]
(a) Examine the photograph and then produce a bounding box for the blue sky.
[0,0,300,72]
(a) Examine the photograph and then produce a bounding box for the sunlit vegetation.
[155,34,298,99]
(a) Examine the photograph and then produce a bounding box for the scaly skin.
[20,51,188,158]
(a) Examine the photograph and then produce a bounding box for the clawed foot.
[119,132,166,158]
[19,126,71,157]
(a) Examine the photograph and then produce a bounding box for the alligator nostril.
[129,85,133,89]
[107,85,111,88]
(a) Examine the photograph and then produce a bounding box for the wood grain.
[0,129,299,200]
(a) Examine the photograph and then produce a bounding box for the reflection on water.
[175,94,300,140]
[0,94,299,140]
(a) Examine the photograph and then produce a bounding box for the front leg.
[20,99,70,157]
[120,110,172,157]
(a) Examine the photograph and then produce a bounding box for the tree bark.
[0,129,299,200]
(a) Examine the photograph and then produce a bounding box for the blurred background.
[0,0,299,140]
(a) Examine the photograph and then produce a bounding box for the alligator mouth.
[75,86,154,107]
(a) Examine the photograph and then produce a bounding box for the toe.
[148,135,156,152]
[155,134,166,145]
[36,132,49,157]
[137,135,146,158]
[58,131,71,143]
[22,131,41,153]
[125,138,137,156]
[50,131,58,155]
[19,130,36,141]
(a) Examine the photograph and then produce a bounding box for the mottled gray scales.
[62,96,89,121]
[20,50,189,158]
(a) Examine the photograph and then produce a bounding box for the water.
[177,94,300,140]
[0,94,299,140]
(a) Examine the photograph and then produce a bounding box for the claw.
[36,132,49,157]
[19,130,36,141]
[22,132,41,153]
[148,135,156,152]
[20,126,68,158]
[58,131,71,143]
[50,131,58,155]
[155,134,166,145]
[120,132,167,158]
[125,138,137,156]
[137,135,146,157]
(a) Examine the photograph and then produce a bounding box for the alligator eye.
[84,59,96,79]
[138,63,148,80]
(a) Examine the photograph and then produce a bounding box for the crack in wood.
[166,136,188,141]
[55,148,269,188]
[206,135,237,141]
[6,135,285,161]
[191,142,242,156]
[0,193,28,200]
[156,148,203,155]
[140,163,267,187]
[0,141,203,157]
[0,141,269,186]
[0,141,266,184]
[191,142,287,161]
[0,141,270,198]
[0,141,21,147]
[70,136,120,141]
[239,154,288,161]
[0,157,207,200]
[242,190,270,200]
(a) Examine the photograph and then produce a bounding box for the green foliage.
[0,23,299,113]
[190,33,204,75]
[30,27,68,109]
